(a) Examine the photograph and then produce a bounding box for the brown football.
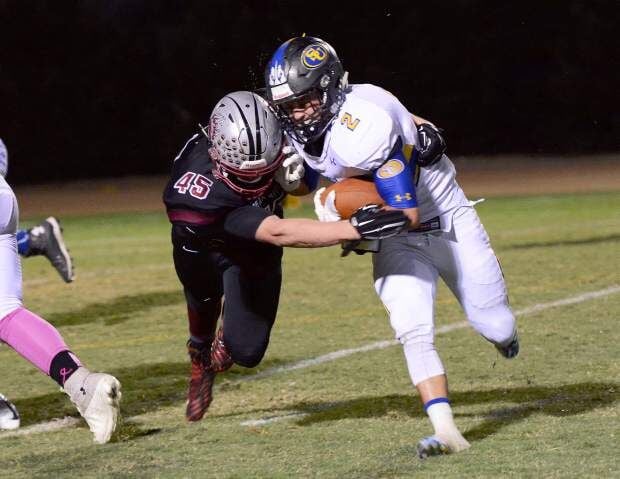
[320,177,384,219]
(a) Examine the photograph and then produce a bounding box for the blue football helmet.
[264,36,348,144]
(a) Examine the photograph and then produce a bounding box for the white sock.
[425,399,470,452]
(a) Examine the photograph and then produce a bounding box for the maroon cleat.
[186,340,216,422]
[185,329,233,422]
[211,328,233,373]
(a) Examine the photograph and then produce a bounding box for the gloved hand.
[313,187,341,222]
[349,204,410,240]
[417,123,446,168]
[275,145,305,192]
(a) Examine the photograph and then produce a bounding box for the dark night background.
[0,0,617,185]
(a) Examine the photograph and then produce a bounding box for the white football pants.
[0,177,23,320]
[373,206,516,385]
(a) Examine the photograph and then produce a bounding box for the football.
[320,177,384,219]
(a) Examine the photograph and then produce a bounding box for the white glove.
[313,187,341,222]
[275,145,305,192]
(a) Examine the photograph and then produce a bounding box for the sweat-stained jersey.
[291,84,470,231]
[162,134,285,267]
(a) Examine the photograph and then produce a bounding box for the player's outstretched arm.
[255,216,359,247]
[255,207,410,248]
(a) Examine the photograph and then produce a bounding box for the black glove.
[417,123,446,167]
[349,205,410,241]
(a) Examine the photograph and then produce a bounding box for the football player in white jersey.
[0,141,119,441]
[0,139,74,283]
[264,36,519,458]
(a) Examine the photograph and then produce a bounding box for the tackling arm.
[255,216,359,247]
[255,206,410,248]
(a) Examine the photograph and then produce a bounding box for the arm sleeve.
[223,205,273,240]
[373,137,418,208]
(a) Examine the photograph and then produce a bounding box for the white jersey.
[291,84,470,229]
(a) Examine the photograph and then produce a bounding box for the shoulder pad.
[330,98,398,170]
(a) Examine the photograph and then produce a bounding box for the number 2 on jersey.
[173,172,213,199]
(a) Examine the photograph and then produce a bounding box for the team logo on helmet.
[268,61,286,86]
[377,159,405,179]
[301,45,328,69]
[267,40,293,86]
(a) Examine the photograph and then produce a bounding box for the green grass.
[1,192,619,478]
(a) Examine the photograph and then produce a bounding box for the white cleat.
[0,394,20,430]
[417,433,471,459]
[417,435,450,458]
[64,368,121,444]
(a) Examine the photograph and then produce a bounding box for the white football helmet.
[204,91,284,197]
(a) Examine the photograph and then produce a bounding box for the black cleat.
[26,217,75,283]
[495,332,520,359]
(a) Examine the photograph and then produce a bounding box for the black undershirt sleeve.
[223,205,274,241]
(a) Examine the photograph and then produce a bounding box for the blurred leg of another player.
[17,216,75,283]
[0,183,119,443]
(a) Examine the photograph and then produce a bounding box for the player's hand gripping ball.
[315,178,384,220]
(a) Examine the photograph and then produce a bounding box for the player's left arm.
[412,114,430,126]
[373,138,420,227]
[411,114,447,167]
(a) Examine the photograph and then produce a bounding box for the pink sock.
[0,307,81,375]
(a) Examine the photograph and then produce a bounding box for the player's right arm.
[255,206,412,247]
[331,97,420,227]
[255,216,360,247]
[223,204,409,248]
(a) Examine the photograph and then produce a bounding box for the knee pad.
[466,302,516,345]
[400,325,445,386]
[229,344,266,368]
[225,331,268,368]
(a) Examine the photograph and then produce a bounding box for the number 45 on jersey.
[173,172,213,199]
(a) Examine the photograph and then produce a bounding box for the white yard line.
[1,285,618,439]
[240,412,310,427]
[0,417,80,439]
[239,284,620,426]
[244,285,620,383]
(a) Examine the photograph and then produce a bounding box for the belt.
[410,216,441,233]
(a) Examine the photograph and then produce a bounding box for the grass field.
[1,191,619,478]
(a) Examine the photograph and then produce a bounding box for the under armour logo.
[60,367,73,385]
